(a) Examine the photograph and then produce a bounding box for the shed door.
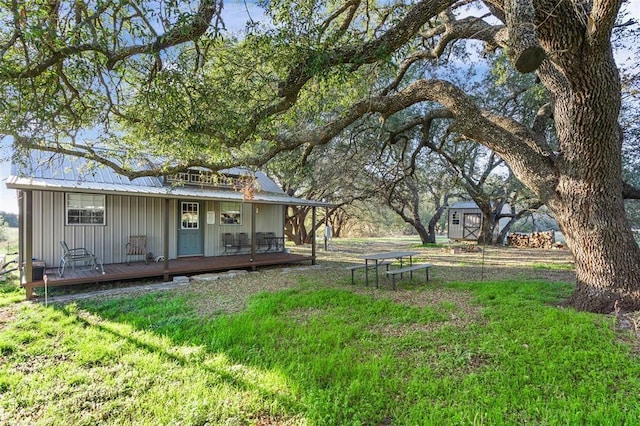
[178,201,204,256]
[463,213,482,240]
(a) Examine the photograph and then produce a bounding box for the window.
[220,202,241,225]
[66,193,105,225]
[181,202,200,229]
[452,211,460,225]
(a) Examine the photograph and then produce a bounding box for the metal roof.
[449,201,480,209]
[6,152,328,207]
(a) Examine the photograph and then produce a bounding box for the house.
[447,201,511,241]
[5,151,327,297]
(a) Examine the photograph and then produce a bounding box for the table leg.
[365,259,369,286]
[375,260,379,288]
[409,256,414,279]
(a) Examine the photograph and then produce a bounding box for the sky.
[1,2,639,215]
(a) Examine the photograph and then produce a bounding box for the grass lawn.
[1,239,639,424]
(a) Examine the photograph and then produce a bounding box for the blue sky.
[1,2,639,215]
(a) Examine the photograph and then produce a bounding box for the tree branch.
[623,181,640,200]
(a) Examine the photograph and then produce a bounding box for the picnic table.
[362,251,420,288]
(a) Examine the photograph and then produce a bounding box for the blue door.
[178,201,204,256]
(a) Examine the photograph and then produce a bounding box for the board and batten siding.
[30,192,286,267]
[31,190,171,267]
[447,206,482,240]
[207,201,284,255]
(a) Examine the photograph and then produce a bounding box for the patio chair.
[255,232,269,252]
[0,253,18,277]
[266,232,283,252]
[222,232,238,255]
[237,232,251,253]
[126,235,149,265]
[58,240,105,277]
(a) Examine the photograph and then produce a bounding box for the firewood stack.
[507,231,556,249]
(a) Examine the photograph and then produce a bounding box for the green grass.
[531,262,575,271]
[1,278,640,424]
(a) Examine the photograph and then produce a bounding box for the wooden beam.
[163,198,170,281]
[311,206,317,264]
[250,202,256,264]
[24,190,33,283]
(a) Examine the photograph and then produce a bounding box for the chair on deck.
[126,235,149,265]
[59,240,105,277]
[237,233,251,253]
[222,232,238,255]
[266,232,283,252]
[255,232,269,252]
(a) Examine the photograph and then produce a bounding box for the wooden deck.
[23,252,315,299]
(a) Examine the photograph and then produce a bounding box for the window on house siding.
[452,211,460,225]
[66,193,105,225]
[220,202,242,225]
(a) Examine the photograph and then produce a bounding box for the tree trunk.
[285,206,310,246]
[414,218,432,244]
[539,40,640,313]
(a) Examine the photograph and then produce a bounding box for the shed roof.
[449,201,480,209]
[6,151,328,207]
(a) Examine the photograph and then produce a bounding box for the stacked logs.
[507,231,556,249]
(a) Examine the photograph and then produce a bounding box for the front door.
[178,201,204,256]
[463,213,482,240]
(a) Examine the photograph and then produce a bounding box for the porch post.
[250,202,256,263]
[17,190,24,281]
[311,206,317,265]
[163,198,170,281]
[24,190,33,283]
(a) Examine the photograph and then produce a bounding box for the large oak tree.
[1,0,639,313]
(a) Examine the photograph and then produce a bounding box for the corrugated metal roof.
[6,152,328,207]
[449,201,480,209]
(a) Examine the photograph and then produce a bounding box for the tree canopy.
[2,0,640,312]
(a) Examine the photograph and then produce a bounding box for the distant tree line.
[0,212,18,228]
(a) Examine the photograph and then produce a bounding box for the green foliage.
[0,212,18,228]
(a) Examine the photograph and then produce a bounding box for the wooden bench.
[386,263,432,290]
[347,260,393,284]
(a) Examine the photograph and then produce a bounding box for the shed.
[447,201,511,241]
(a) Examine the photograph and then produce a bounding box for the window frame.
[452,211,460,225]
[219,202,242,225]
[181,202,200,230]
[65,193,106,226]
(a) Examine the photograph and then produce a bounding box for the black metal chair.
[237,233,251,253]
[266,232,283,252]
[255,232,269,252]
[222,232,238,255]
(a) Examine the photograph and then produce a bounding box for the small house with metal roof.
[5,151,327,298]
